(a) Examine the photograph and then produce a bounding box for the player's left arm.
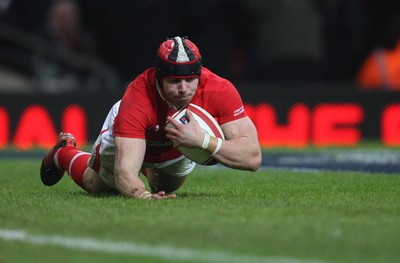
[211,82,262,171]
[215,116,262,171]
[165,110,262,171]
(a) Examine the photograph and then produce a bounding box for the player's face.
[162,77,199,107]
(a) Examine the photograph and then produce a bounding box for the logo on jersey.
[179,115,189,124]
[146,140,173,146]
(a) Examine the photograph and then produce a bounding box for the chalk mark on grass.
[0,228,327,263]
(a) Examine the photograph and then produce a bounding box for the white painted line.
[0,229,328,263]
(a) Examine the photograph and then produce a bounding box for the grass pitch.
[0,158,399,263]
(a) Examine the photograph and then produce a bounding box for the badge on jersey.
[179,115,189,124]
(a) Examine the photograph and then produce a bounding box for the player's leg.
[145,168,187,193]
[79,100,121,193]
[144,157,195,193]
[82,167,113,194]
[40,132,89,189]
[40,132,114,193]
[40,101,121,192]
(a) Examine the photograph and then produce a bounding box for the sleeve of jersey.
[215,81,247,125]
[113,81,150,139]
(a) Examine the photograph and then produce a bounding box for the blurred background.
[1,0,400,149]
[1,0,400,93]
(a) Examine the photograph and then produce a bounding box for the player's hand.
[138,190,176,200]
[165,109,204,148]
[151,191,177,199]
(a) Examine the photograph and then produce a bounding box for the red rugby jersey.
[113,67,246,163]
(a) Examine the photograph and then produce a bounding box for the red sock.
[55,146,90,190]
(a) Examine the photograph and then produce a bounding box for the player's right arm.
[113,136,176,199]
[114,136,148,198]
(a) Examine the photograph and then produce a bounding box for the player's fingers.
[166,193,177,199]
[161,194,176,199]
[166,116,181,128]
[150,194,162,199]
[186,109,198,123]
[151,191,176,200]
[164,126,177,136]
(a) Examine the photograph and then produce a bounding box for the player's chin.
[174,97,191,105]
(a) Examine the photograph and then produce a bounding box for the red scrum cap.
[155,36,202,79]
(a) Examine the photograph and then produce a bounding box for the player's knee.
[83,168,109,194]
[147,169,187,193]
[82,168,95,192]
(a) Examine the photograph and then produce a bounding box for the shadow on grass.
[65,190,120,199]
[176,191,223,199]
[64,189,222,200]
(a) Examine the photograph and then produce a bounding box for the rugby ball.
[167,103,225,165]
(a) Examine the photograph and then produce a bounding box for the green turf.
[0,158,399,263]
